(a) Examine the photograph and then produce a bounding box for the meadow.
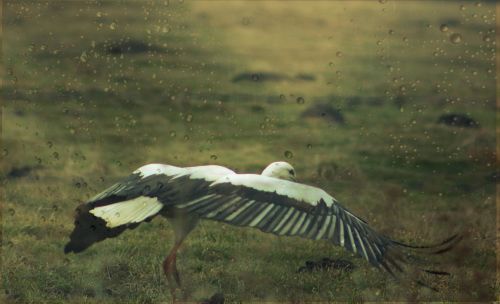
[1,0,498,302]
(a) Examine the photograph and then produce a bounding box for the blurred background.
[2,0,497,302]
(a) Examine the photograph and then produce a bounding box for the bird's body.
[65,161,458,299]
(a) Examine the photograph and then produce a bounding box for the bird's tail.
[64,196,163,253]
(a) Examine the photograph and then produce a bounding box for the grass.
[1,0,498,302]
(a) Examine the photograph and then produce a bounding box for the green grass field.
[2,1,498,302]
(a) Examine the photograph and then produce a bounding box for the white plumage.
[89,196,163,228]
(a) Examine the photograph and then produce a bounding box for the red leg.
[163,241,182,301]
[172,254,181,286]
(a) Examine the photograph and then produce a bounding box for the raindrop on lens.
[440,24,449,32]
[306,144,313,149]
[185,114,193,123]
[336,51,343,57]
[210,154,218,160]
[296,97,305,104]
[284,150,294,159]
[450,33,462,44]
[170,131,176,137]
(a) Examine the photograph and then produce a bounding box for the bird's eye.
[289,169,295,176]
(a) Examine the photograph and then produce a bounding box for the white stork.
[65,161,458,298]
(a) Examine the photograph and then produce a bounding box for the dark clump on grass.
[99,38,165,55]
[298,258,355,273]
[201,292,225,304]
[295,73,316,81]
[437,113,479,128]
[232,72,316,83]
[301,102,345,124]
[232,72,289,83]
[7,165,41,179]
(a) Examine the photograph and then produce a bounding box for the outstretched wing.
[175,174,458,289]
[64,163,234,253]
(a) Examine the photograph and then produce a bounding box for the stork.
[64,161,458,299]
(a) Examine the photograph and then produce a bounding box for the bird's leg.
[171,254,182,286]
[163,240,183,301]
[164,213,199,301]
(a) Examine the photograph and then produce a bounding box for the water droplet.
[284,150,294,159]
[279,94,286,101]
[114,212,120,218]
[8,208,15,216]
[450,33,462,44]
[80,51,87,63]
[109,22,116,30]
[75,182,81,188]
[183,135,190,141]
[336,51,343,57]
[296,97,305,104]
[483,35,491,42]
[306,144,313,149]
[460,4,466,10]
[47,141,53,148]
[402,36,408,42]
[440,24,449,32]
[170,131,177,137]
[388,29,394,35]
[328,62,334,67]
[210,154,218,160]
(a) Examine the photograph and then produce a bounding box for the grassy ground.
[1,0,498,302]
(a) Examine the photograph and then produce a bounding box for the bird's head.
[261,161,296,182]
